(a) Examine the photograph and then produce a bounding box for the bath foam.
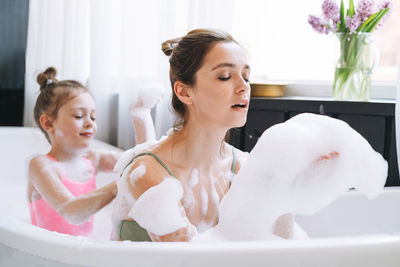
[130,83,167,111]
[128,178,187,236]
[111,164,146,239]
[182,169,199,213]
[193,113,388,242]
[111,136,167,238]
[137,82,167,109]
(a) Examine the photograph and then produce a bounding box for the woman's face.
[189,41,251,129]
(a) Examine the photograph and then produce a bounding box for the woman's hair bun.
[37,67,58,88]
[161,38,180,56]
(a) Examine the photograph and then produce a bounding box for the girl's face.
[50,92,97,149]
[189,41,251,129]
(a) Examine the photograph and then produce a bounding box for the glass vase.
[333,33,379,101]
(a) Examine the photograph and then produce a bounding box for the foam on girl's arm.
[130,110,156,144]
[129,83,166,144]
[30,156,117,225]
[59,181,117,224]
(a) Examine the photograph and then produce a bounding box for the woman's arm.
[272,151,339,239]
[29,156,117,225]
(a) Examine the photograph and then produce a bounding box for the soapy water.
[129,178,188,236]
[118,113,387,242]
[24,111,386,241]
[129,82,167,113]
[192,113,388,242]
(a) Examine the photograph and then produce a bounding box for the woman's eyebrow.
[212,63,251,71]
[72,107,96,112]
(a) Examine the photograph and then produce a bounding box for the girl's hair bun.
[37,67,58,89]
[161,38,180,56]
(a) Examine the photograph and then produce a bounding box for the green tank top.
[119,147,237,242]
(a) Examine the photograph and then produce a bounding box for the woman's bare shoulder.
[123,153,171,199]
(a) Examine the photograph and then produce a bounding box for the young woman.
[112,29,251,241]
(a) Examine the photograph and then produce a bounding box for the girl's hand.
[129,84,166,118]
[86,149,120,173]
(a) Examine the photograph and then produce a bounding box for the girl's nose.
[84,117,94,128]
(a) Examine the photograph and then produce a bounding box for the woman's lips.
[80,132,93,137]
[231,99,249,110]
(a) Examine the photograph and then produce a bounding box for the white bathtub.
[1,126,400,267]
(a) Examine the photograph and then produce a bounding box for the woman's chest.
[176,168,232,231]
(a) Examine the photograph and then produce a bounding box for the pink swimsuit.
[29,155,96,236]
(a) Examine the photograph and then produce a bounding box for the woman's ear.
[174,81,193,105]
[39,114,55,133]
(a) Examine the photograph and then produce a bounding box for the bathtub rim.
[2,215,400,266]
[2,189,400,266]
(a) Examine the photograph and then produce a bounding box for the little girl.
[27,67,161,236]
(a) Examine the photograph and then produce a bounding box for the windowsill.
[252,95,396,104]
[284,80,397,100]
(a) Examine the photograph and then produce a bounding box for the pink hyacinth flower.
[356,0,377,22]
[376,0,392,30]
[345,15,362,34]
[322,0,340,23]
[308,15,330,34]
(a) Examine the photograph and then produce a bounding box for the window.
[231,0,399,83]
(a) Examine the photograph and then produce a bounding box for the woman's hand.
[315,151,339,165]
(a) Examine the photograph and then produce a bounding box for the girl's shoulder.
[29,154,55,168]
[28,154,62,180]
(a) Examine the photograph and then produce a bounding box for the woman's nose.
[236,78,250,94]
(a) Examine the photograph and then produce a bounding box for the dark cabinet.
[230,97,399,187]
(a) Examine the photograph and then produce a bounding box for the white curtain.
[24,0,234,145]
[24,0,90,128]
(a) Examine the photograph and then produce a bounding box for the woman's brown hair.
[162,28,238,129]
[33,67,91,142]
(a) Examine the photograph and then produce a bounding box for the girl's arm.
[126,157,197,242]
[29,156,117,225]
[129,100,156,144]
[86,149,120,173]
[129,83,165,144]
[85,94,160,174]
